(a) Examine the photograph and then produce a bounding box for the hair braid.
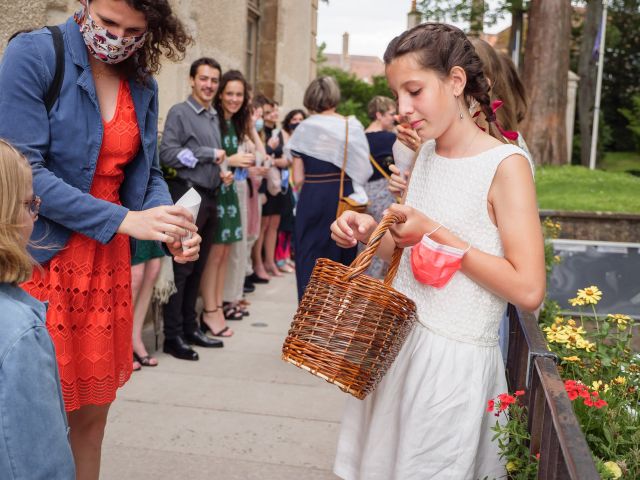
[384,22,506,143]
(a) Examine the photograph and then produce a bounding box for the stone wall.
[540,210,640,243]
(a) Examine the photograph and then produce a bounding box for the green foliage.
[417,1,528,29]
[317,66,393,126]
[601,151,640,175]
[541,288,639,478]
[316,41,328,68]
[536,165,640,213]
[488,396,539,479]
[600,0,640,152]
[618,94,640,151]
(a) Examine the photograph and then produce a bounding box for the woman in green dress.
[199,70,255,337]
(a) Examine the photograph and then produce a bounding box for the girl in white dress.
[330,23,546,480]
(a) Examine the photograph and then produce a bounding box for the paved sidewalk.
[102,273,344,479]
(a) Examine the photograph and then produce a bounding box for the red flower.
[567,390,578,401]
[515,390,525,397]
[583,398,594,407]
[535,453,540,460]
[594,399,608,409]
[486,399,495,412]
[498,393,516,405]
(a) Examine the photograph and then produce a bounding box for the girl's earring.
[456,95,463,120]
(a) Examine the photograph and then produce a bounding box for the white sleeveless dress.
[333,142,530,480]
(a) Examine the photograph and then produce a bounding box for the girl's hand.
[228,152,255,168]
[214,149,226,165]
[395,121,421,152]
[118,205,196,243]
[385,204,436,248]
[330,211,377,248]
[273,156,289,169]
[267,135,280,150]
[388,164,409,196]
[248,166,269,179]
[166,232,201,264]
[220,170,234,186]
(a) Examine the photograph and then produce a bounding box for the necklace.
[459,126,481,158]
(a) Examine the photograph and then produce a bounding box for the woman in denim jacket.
[0,1,201,477]
[0,140,75,479]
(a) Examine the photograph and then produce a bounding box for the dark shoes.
[185,329,224,348]
[247,273,269,284]
[163,336,199,361]
[243,278,256,293]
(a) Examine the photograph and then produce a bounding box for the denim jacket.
[0,18,172,263]
[0,283,75,479]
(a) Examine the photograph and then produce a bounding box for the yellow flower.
[506,460,520,473]
[562,356,581,363]
[554,316,565,325]
[613,376,627,385]
[607,314,631,329]
[569,297,585,307]
[567,318,576,327]
[592,380,610,393]
[603,461,622,479]
[575,338,596,352]
[576,285,602,305]
[553,255,561,262]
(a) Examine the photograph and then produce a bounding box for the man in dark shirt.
[160,57,226,359]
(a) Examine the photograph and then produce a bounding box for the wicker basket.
[282,213,417,400]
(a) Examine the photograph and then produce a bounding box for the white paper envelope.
[175,187,201,251]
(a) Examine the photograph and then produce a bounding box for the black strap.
[44,26,64,114]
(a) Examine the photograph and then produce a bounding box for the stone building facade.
[0,0,318,127]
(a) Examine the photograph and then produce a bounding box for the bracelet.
[427,223,472,255]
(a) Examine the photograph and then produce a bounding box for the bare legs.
[253,214,282,277]
[131,259,161,366]
[263,214,282,275]
[67,403,111,480]
[252,216,271,280]
[199,243,233,336]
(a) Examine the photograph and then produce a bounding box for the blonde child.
[0,139,75,478]
[330,23,545,479]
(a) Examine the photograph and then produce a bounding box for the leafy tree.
[619,94,640,150]
[317,66,393,126]
[600,0,640,152]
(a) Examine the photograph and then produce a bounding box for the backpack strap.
[44,25,65,114]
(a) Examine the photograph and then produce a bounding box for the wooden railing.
[505,304,600,479]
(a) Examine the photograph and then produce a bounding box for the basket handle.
[344,212,406,285]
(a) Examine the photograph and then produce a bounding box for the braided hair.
[383,23,505,143]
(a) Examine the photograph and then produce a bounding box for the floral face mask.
[75,7,147,64]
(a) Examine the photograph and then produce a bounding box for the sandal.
[132,355,142,372]
[209,326,233,337]
[222,302,244,320]
[200,308,234,338]
[133,351,158,367]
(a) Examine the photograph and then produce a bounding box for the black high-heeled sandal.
[200,307,234,337]
[222,302,244,321]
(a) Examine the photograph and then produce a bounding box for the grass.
[536,165,640,213]
[600,151,640,174]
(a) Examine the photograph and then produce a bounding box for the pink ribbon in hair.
[473,100,519,141]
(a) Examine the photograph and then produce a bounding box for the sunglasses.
[24,194,41,217]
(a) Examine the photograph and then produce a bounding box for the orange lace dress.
[23,80,138,412]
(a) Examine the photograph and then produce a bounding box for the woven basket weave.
[282,213,417,400]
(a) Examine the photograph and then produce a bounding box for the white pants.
[223,180,248,303]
